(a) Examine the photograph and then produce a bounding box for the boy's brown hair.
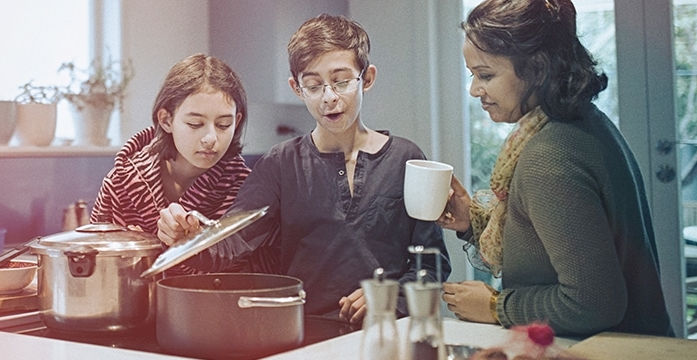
[287,14,371,81]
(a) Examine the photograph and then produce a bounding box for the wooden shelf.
[0,145,119,158]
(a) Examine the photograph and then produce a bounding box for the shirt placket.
[334,155,353,216]
[345,153,366,219]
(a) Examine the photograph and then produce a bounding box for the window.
[0,0,123,147]
[0,1,90,143]
[674,0,697,336]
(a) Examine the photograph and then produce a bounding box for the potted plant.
[0,100,17,146]
[58,57,134,146]
[13,81,60,146]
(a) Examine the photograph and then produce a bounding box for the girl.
[91,54,251,272]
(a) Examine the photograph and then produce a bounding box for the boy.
[158,14,451,324]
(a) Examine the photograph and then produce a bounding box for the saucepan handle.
[0,237,39,267]
[238,290,307,308]
[186,210,218,227]
[63,245,99,277]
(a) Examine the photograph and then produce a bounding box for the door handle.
[656,139,674,155]
[656,164,676,183]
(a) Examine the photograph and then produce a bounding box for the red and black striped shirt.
[91,126,251,231]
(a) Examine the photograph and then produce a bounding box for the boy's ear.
[157,108,173,133]
[288,77,304,100]
[361,64,377,91]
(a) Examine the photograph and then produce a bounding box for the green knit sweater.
[493,104,672,337]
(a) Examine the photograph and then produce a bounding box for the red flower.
[526,323,555,347]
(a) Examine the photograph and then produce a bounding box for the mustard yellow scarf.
[470,106,549,276]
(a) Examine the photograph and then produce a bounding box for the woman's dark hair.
[462,0,607,120]
[149,53,247,160]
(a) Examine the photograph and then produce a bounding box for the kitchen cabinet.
[0,152,115,246]
[209,0,348,105]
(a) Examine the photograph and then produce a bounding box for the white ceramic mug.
[404,159,454,221]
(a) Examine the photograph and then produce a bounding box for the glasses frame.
[298,68,365,99]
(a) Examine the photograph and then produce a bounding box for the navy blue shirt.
[189,131,451,316]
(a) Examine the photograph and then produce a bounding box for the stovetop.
[6,314,359,359]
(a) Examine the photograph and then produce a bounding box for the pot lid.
[29,223,162,255]
[140,206,269,278]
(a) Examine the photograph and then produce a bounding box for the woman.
[90,53,255,272]
[439,0,673,337]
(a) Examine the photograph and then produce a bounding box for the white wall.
[208,0,348,154]
[119,0,210,143]
[349,1,471,286]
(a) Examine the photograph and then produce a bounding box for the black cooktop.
[22,315,359,359]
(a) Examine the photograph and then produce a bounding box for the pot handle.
[238,289,306,308]
[64,245,99,277]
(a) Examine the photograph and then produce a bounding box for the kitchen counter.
[0,316,577,359]
[0,330,195,359]
[264,317,578,359]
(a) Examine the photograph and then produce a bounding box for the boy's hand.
[338,288,367,325]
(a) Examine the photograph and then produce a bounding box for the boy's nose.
[322,86,340,103]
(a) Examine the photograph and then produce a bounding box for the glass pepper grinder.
[360,267,400,360]
[403,246,445,360]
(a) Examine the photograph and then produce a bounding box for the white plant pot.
[0,100,17,145]
[70,102,114,146]
[14,103,57,146]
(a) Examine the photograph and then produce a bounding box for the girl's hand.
[157,203,199,246]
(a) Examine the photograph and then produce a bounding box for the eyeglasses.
[298,69,365,99]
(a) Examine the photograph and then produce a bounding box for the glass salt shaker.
[360,267,400,360]
[404,246,445,360]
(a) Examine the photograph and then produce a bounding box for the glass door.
[673,0,697,337]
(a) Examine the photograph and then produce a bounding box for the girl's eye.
[478,73,493,81]
[217,124,232,130]
[187,123,203,129]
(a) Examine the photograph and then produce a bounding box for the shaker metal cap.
[404,246,444,317]
[360,268,400,312]
[404,281,441,317]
